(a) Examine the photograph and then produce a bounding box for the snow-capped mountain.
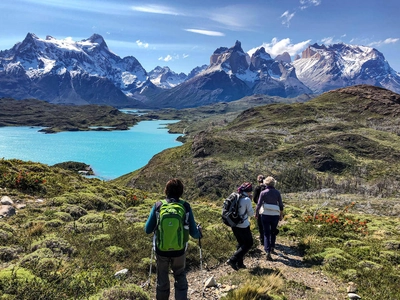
[1,33,399,109]
[148,41,311,108]
[293,43,400,94]
[0,33,159,107]
[148,65,208,89]
[148,66,187,89]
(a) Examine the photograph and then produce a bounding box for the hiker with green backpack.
[145,178,202,300]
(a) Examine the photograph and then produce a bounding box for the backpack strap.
[156,198,190,225]
[237,194,248,222]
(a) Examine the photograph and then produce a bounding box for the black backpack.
[221,192,244,227]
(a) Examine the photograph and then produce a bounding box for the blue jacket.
[145,198,201,256]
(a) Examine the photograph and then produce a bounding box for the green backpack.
[156,199,189,252]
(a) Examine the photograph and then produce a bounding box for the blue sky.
[1,0,399,74]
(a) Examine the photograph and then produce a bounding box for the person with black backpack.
[145,178,202,300]
[253,174,266,245]
[226,182,254,270]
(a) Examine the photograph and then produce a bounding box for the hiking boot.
[226,259,238,271]
[237,262,247,269]
[266,252,273,261]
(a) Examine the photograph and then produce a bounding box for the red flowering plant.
[124,190,147,207]
[1,170,47,194]
[302,202,368,237]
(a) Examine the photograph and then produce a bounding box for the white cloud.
[321,36,348,45]
[383,38,399,44]
[248,38,312,58]
[368,38,399,47]
[321,36,335,45]
[184,29,225,37]
[23,0,130,15]
[281,11,295,27]
[159,55,173,62]
[300,0,321,10]
[131,4,183,15]
[183,54,189,59]
[158,54,180,62]
[136,40,149,48]
[208,5,264,30]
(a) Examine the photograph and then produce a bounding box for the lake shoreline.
[0,120,182,180]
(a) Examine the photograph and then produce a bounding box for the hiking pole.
[197,223,203,271]
[147,235,155,290]
[197,223,206,298]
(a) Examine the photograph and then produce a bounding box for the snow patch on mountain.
[148,66,187,89]
[293,43,400,94]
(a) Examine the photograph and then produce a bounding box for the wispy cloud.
[248,38,312,58]
[368,38,399,47]
[281,0,321,26]
[281,11,295,27]
[21,0,130,15]
[136,40,149,48]
[131,4,183,16]
[321,36,337,45]
[300,0,322,10]
[184,29,225,37]
[208,5,265,30]
[158,54,180,62]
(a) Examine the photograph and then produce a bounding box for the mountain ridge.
[1,33,400,108]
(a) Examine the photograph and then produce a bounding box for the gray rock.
[347,281,357,293]
[204,276,218,288]
[114,268,129,278]
[0,205,16,217]
[1,196,13,205]
[348,292,361,299]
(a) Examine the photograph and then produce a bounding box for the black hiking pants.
[230,225,254,265]
[156,253,188,300]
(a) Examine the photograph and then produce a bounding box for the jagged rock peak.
[301,45,317,58]
[213,47,229,55]
[231,40,244,52]
[84,34,108,48]
[275,52,291,63]
[253,47,271,58]
[24,32,39,40]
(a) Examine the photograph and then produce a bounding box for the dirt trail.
[148,240,348,300]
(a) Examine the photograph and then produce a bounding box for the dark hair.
[164,178,184,199]
[237,182,253,193]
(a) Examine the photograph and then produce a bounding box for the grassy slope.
[114,85,400,201]
[0,85,399,299]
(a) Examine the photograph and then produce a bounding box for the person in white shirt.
[226,182,255,270]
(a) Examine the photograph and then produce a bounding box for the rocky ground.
[147,238,348,300]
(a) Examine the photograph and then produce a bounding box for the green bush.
[97,283,150,300]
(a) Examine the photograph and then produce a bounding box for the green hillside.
[115,85,400,201]
[0,85,399,299]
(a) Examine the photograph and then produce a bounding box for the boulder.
[1,196,13,205]
[0,205,16,217]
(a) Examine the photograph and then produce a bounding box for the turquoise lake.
[0,120,182,180]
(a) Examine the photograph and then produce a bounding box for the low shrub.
[97,283,150,300]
